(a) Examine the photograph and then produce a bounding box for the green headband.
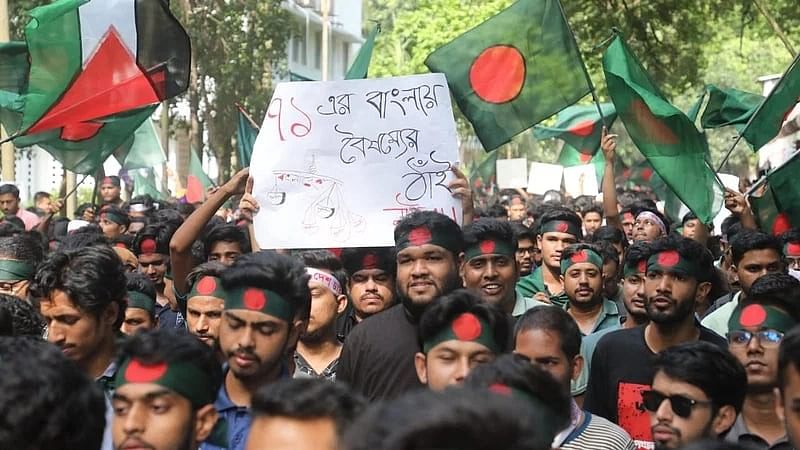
[464,239,515,261]
[189,276,227,300]
[395,226,461,254]
[560,248,603,275]
[127,291,155,314]
[647,250,701,278]
[487,382,561,436]
[224,286,295,322]
[0,259,33,281]
[728,304,797,333]
[422,312,500,353]
[101,211,127,225]
[115,357,217,407]
[623,259,648,278]
[540,219,581,237]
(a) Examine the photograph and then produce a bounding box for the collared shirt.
[565,299,623,336]
[701,291,742,336]
[155,301,186,331]
[512,289,548,316]
[516,266,569,308]
[724,413,792,450]
[96,361,118,450]
[293,352,339,381]
[15,208,41,230]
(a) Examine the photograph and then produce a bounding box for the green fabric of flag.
[750,153,800,235]
[534,103,617,155]
[603,35,723,224]
[470,151,498,188]
[425,0,592,151]
[132,168,165,200]
[115,119,166,170]
[236,109,257,168]
[0,42,28,111]
[701,85,763,133]
[741,55,800,150]
[186,149,214,203]
[345,24,380,80]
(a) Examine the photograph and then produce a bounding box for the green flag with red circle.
[749,152,800,236]
[741,53,800,151]
[534,103,617,155]
[424,0,592,151]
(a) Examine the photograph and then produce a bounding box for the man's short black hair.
[463,218,518,253]
[654,341,747,417]
[293,249,347,291]
[252,378,365,438]
[33,191,51,202]
[582,203,603,218]
[30,245,127,329]
[648,235,714,282]
[0,337,106,450]
[116,329,223,406]
[221,251,312,321]
[721,216,743,243]
[537,206,583,240]
[743,273,800,321]
[779,327,800,391]
[0,233,46,272]
[484,203,508,219]
[730,230,783,266]
[0,294,44,337]
[340,247,396,278]
[60,224,109,250]
[125,272,157,318]
[394,210,464,257]
[203,224,250,260]
[509,221,536,243]
[588,225,629,252]
[418,289,509,353]
[513,306,581,360]
[0,184,20,198]
[74,202,96,218]
[624,241,652,270]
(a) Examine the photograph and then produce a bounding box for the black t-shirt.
[337,304,423,401]
[583,325,726,450]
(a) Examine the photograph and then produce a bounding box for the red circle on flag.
[569,120,596,138]
[479,240,497,254]
[571,250,588,263]
[555,222,570,233]
[657,250,680,267]
[773,213,792,236]
[489,383,512,396]
[140,238,157,255]
[361,253,378,270]
[469,45,526,104]
[787,242,800,256]
[196,276,217,295]
[408,227,433,246]
[579,153,592,163]
[243,289,267,310]
[740,304,768,328]
[452,313,482,341]
[124,359,168,383]
[641,168,653,182]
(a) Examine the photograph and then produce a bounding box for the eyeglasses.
[727,329,784,348]
[641,390,712,418]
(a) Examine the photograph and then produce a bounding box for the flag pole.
[234,103,261,131]
[0,131,19,146]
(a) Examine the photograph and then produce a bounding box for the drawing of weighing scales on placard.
[266,170,365,242]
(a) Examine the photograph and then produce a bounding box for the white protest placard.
[250,73,461,249]
[527,162,563,195]
[496,158,528,189]
[563,165,599,197]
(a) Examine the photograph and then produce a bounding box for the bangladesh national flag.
[470,151,498,189]
[534,103,617,155]
[557,143,605,184]
[749,152,800,235]
[741,53,800,150]
[699,85,763,132]
[603,35,723,224]
[236,107,258,168]
[132,167,165,200]
[345,24,380,80]
[114,119,166,170]
[425,0,592,151]
[186,149,214,203]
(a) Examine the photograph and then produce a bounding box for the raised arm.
[600,127,623,231]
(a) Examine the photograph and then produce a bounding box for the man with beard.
[294,250,348,381]
[645,342,745,450]
[201,251,311,450]
[135,224,184,330]
[724,275,800,450]
[516,207,583,307]
[511,222,537,277]
[183,262,228,353]
[338,210,464,401]
[112,330,224,450]
[560,244,622,336]
[584,235,727,450]
[337,247,396,340]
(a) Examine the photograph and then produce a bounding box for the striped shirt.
[561,412,637,450]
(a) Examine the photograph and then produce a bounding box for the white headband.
[306,268,343,296]
[636,211,667,235]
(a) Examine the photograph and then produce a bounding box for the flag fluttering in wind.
[603,34,723,224]
[425,0,592,151]
[469,151,498,189]
[114,119,166,170]
[236,107,258,169]
[132,168,166,200]
[749,152,800,235]
[534,102,617,156]
[345,24,380,80]
[186,149,214,204]
[740,53,800,151]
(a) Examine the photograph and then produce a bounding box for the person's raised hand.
[724,187,751,217]
[601,127,618,160]
[449,165,474,216]
[238,176,260,220]
[223,167,250,196]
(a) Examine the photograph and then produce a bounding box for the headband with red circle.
[115,357,216,407]
[223,286,295,321]
[646,250,700,277]
[784,242,800,258]
[464,238,515,261]
[395,226,461,254]
[728,303,796,333]
[422,312,500,353]
[540,219,581,237]
[560,248,603,274]
[189,276,227,300]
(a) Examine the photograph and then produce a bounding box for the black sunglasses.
[641,390,712,418]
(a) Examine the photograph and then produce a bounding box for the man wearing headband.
[414,289,508,391]
[339,210,464,401]
[780,228,800,273]
[585,236,727,449]
[646,342,746,449]
[337,246,396,340]
[621,207,636,242]
[724,274,800,449]
[203,251,311,450]
[560,244,622,336]
[99,205,131,239]
[632,207,669,243]
[0,254,36,300]
[0,183,40,230]
[702,230,784,336]
[100,175,124,207]
[183,263,227,352]
[517,207,583,307]
[294,250,348,381]
[120,272,158,335]
[112,330,223,450]
[461,219,538,320]
[135,224,183,330]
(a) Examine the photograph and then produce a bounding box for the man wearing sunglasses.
[645,342,746,450]
[724,277,800,450]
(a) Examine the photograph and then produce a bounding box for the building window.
[313,30,322,69]
[292,34,307,65]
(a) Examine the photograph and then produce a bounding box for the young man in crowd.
[100,175,125,207]
[204,224,249,265]
[584,235,726,449]
[414,289,508,391]
[781,229,800,272]
[338,210,464,401]
[703,230,784,335]
[29,191,52,217]
[337,246,395,340]
[120,272,158,335]
[135,224,184,330]
[582,204,604,238]
[516,207,583,306]
[507,195,527,221]
[294,250,348,381]
[0,233,43,299]
[112,330,224,450]
[0,183,40,230]
[513,307,636,450]
[245,379,366,450]
[645,342,746,449]
[681,212,712,247]
[183,262,228,351]
[511,221,537,277]
[724,273,800,450]
[632,207,669,243]
[99,205,130,240]
[559,243,622,336]
[202,251,311,450]
[777,327,800,449]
